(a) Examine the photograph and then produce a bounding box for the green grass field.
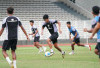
[0,45,100,68]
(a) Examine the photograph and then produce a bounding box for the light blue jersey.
[92,16,100,42]
[68,26,80,38]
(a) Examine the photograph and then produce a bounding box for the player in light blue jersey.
[88,6,100,59]
[67,22,91,55]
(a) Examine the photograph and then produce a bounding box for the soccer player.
[84,6,100,59]
[0,7,30,68]
[29,20,46,53]
[41,14,65,58]
[67,21,91,55]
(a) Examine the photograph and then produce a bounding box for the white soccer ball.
[45,51,51,57]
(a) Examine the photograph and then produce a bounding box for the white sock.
[72,50,74,53]
[39,48,42,51]
[51,49,54,52]
[13,60,17,68]
[61,51,64,54]
[85,45,89,48]
[6,57,12,64]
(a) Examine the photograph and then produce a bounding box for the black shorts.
[73,38,80,44]
[95,43,100,52]
[34,36,40,42]
[49,32,59,44]
[2,39,17,51]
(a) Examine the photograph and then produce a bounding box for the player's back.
[2,16,21,40]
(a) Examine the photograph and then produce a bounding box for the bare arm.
[57,21,62,34]
[20,25,29,40]
[90,23,100,39]
[41,27,44,35]
[84,28,93,33]
[69,32,71,40]
[0,28,4,36]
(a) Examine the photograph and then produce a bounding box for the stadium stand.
[76,0,100,12]
[0,0,88,21]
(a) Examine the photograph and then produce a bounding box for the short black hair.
[43,14,49,19]
[7,7,14,14]
[67,21,71,25]
[92,6,100,15]
[30,20,34,23]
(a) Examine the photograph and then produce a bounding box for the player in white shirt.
[29,20,46,53]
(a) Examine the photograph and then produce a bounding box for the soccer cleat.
[62,51,65,59]
[10,62,14,68]
[50,52,54,56]
[43,47,47,52]
[69,52,74,55]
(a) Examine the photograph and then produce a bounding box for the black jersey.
[42,20,58,34]
[2,16,22,40]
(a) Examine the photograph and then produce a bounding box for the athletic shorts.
[49,32,59,44]
[95,43,100,52]
[2,39,17,51]
[73,38,80,44]
[34,36,40,42]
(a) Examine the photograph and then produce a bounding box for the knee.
[54,45,58,48]
[2,49,6,53]
[47,39,50,43]
[94,49,98,55]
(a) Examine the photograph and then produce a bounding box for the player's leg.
[11,39,18,68]
[53,42,65,58]
[35,36,46,52]
[47,38,53,52]
[69,42,75,55]
[95,43,100,58]
[11,50,16,68]
[76,38,91,51]
[53,42,62,52]
[2,40,12,65]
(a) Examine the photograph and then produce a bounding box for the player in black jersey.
[0,7,29,68]
[41,14,65,58]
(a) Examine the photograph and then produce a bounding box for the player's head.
[92,6,100,16]
[7,7,14,15]
[66,21,71,28]
[30,20,34,26]
[43,14,49,23]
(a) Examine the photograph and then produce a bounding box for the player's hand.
[29,34,31,35]
[33,34,35,37]
[59,30,62,34]
[89,35,93,39]
[27,36,30,41]
[84,28,87,32]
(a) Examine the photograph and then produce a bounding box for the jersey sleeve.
[72,27,77,33]
[51,20,58,24]
[2,18,7,28]
[42,23,46,29]
[17,17,22,26]
[33,26,37,30]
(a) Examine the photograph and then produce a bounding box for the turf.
[0,45,100,68]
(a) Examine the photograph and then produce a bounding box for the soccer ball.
[45,51,51,57]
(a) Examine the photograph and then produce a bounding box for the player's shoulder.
[71,26,76,30]
[94,16,100,22]
[49,19,57,23]
[32,25,37,28]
